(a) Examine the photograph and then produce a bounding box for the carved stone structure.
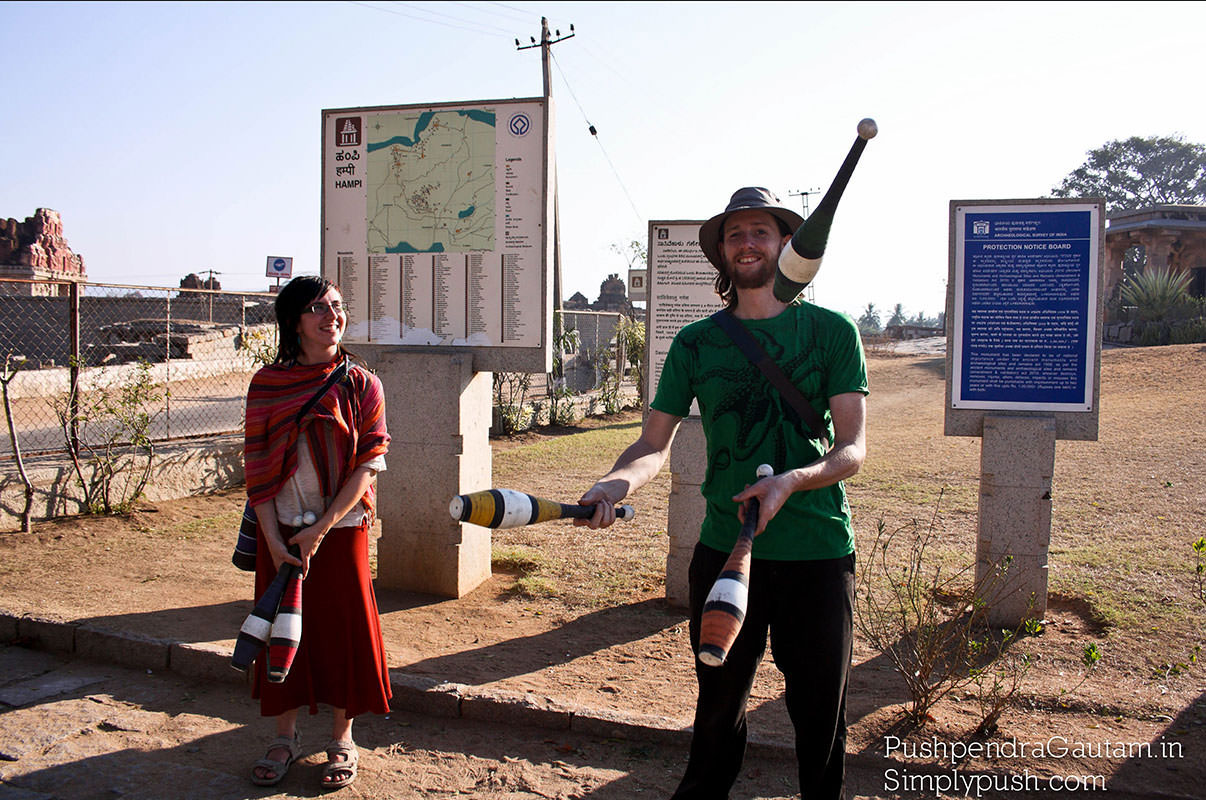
[180,273,222,292]
[562,275,634,315]
[1105,205,1206,301]
[563,291,590,311]
[595,273,633,314]
[0,209,86,296]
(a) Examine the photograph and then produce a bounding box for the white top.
[274,437,386,528]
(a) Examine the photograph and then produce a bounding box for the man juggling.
[576,176,869,799]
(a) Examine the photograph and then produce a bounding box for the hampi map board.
[646,221,724,413]
[321,98,553,373]
[945,199,1104,441]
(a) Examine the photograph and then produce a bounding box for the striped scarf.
[244,359,390,515]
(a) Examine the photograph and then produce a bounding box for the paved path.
[0,643,824,800]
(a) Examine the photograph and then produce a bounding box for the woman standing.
[243,276,391,790]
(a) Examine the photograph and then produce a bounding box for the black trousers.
[671,543,855,800]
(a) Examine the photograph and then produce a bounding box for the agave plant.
[1120,266,1192,322]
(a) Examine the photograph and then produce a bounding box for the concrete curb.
[3,609,1191,799]
[0,608,730,753]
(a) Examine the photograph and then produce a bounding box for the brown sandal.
[251,731,301,787]
[321,738,358,790]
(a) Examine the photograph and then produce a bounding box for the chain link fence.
[558,310,624,393]
[0,278,276,458]
[0,280,648,458]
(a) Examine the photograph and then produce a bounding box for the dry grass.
[489,413,671,608]
[487,345,1206,694]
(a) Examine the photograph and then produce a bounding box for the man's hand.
[733,472,794,536]
[572,409,682,531]
[574,482,622,529]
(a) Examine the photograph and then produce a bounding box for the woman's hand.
[254,501,301,572]
[288,521,331,578]
[264,529,302,572]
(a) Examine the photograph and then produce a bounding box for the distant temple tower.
[0,209,87,296]
[595,273,632,313]
[562,273,635,315]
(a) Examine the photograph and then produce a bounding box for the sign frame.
[945,198,1104,441]
[320,97,553,374]
[645,220,723,414]
[266,256,293,279]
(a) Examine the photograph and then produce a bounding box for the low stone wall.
[0,435,244,531]
[5,323,272,400]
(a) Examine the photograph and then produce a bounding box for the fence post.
[68,281,80,452]
[615,317,625,389]
[164,291,172,439]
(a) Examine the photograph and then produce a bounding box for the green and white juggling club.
[774,118,878,302]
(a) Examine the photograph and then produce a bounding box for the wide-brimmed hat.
[698,187,804,269]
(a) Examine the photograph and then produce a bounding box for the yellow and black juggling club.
[449,489,635,529]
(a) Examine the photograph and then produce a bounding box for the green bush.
[1169,319,1206,344]
[1121,267,1192,322]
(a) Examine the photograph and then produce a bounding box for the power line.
[550,48,643,224]
[483,0,531,16]
[347,1,507,37]
[391,1,514,35]
[446,0,531,24]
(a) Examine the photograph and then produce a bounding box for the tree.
[1052,135,1206,213]
[886,303,907,328]
[857,303,882,335]
[611,238,647,269]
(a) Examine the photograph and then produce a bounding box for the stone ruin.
[89,318,248,365]
[0,209,86,296]
[180,272,222,292]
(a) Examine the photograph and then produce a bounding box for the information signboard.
[628,269,647,302]
[946,199,1104,440]
[321,98,553,372]
[266,256,293,279]
[646,221,723,412]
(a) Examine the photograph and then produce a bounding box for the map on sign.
[365,109,496,254]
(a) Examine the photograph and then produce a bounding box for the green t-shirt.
[651,302,868,560]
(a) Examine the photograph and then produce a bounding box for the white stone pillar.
[665,418,706,608]
[371,351,493,598]
[975,415,1055,627]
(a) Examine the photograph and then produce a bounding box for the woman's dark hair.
[273,275,346,364]
[712,215,793,308]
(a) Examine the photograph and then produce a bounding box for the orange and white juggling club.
[774,118,878,302]
[698,464,774,668]
[449,489,634,529]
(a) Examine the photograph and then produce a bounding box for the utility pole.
[786,190,819,303]
[789,187,821,218]
[199,268,222,321]
[517,18,574,315]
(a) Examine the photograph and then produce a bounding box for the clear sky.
[3,1,1204,323]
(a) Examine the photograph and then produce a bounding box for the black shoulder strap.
[710,310,830,447]
[294,357,349,426]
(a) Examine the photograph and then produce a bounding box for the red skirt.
[252,521,392,718]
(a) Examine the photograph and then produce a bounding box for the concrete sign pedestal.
[370,351,493,598]
[665,418,706,608]
[976,415,1055,626]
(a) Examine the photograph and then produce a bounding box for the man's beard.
[726,257,775,290]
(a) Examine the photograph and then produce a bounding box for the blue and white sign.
[952,203,1100,411]
[266,256,293,279]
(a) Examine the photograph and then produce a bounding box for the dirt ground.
[2,343,1205,798]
